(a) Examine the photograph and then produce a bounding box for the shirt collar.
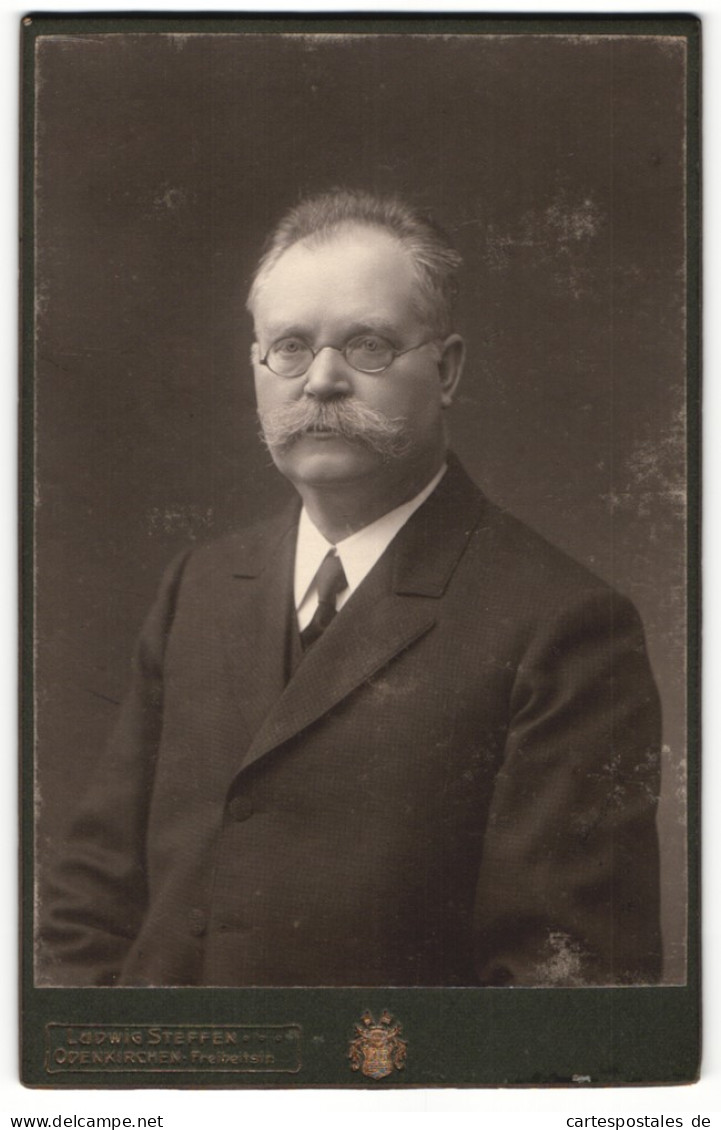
[294,463,447,609]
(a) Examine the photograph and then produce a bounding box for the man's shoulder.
[429,484,648,667]
[177,503,298,583]
[474,495,611,593]
[435,458,614,586]
[439,459,635,621]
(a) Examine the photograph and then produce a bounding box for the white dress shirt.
[294,464,447,632]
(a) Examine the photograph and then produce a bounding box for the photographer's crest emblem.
[348,1010,407,1080]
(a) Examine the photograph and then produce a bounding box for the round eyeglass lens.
[267,339,314,377]
[346,336,395,372]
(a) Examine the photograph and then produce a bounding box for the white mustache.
[258,398,411,459]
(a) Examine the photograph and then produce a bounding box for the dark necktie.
[300,549,348,650]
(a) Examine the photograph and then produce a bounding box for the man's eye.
[272,338,306,355]
[350,335,387,352]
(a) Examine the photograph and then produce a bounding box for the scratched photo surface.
[32,31,688,988]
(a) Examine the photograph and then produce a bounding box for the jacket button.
[188,908,207,937]
[228,794,253,822]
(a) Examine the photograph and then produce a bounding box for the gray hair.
[247,189,462,336]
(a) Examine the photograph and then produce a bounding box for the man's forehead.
[266,224,415,283]
[259,314,403,342]
[253,225,422,323]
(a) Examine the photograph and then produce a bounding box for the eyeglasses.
[257,334,438,378]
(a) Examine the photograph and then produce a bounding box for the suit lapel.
[240,557,436,772]
[237,456,488,774]
[220,503,299,742]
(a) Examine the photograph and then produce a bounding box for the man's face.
[251,225,462,492]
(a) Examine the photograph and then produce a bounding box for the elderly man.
[43,189,662,988]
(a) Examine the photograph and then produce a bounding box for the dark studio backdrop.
[32,27,689,983]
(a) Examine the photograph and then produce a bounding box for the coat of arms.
[348,1010,407,1080]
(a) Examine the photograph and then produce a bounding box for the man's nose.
[303,346,353,398]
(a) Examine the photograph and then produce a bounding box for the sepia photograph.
[22,14,698,1086]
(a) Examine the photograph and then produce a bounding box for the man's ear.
[437,334,465,408]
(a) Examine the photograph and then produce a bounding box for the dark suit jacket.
[41,457,662,987]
